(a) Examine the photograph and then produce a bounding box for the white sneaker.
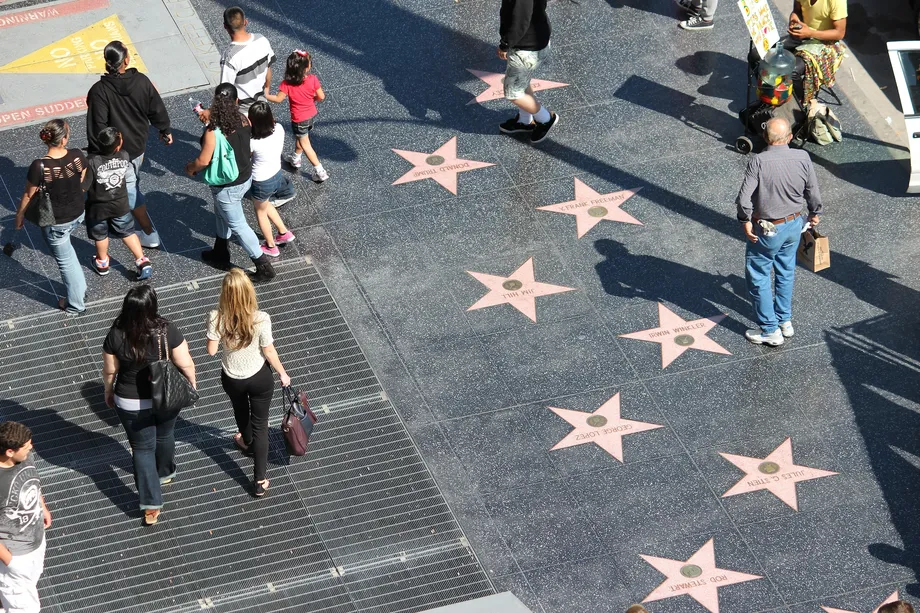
[138,229,160,249]
[312,167,329,183]
[745,328,784,346]
[270,195,296,208]
[779,321,795,338]
[285,154,302,169]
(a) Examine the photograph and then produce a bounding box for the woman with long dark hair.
[15,119,88,313]
[185,83,276,282]
[207,269,290,497]
[86,40,172,249]
[102,285,196,525]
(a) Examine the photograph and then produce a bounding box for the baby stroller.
[735,38,808,154]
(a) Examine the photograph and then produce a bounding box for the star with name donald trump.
[391,136,494,195]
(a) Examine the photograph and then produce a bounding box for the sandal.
[143,509,161,525]
[233,433,254,457]
[254,479,269,497]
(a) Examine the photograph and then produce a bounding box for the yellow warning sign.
[0,14,147,74]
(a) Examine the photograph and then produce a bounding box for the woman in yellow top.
[786,0,847,102]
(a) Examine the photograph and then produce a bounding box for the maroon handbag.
[281,386,317,456]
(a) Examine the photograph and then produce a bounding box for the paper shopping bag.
[797,228,830,272]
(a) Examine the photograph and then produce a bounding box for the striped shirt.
[220,33,275,112]
[735,145,823,222]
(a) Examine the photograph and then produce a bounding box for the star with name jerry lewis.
[640,538,762,613]
[720,438,838,511]
[821,590,900,613]
[466,69,570,105]
[391,136,494,195]
[537,178,643,238]
[467,257,576,322]
[619,303,730,368]
[549,392,662,462]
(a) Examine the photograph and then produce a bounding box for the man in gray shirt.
[735,117,823,346]
[0,422,51,613]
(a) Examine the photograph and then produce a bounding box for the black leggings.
[782,37,808,102]
[221,362,274,482]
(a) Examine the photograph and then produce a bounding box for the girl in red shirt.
[265,50,328,182]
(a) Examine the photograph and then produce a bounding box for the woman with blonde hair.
[207,269,290,496]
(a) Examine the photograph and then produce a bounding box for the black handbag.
[23,160,56,228]
[149,327,199,417]
[281,386,317,456]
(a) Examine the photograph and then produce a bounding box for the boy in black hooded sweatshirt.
[86,41,172,250]
[83,128,152,280]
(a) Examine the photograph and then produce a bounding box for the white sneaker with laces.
[312,167,329,183]
[138,229,160,249]
[285,154,302,169]
[745,328,784,346]
[779,321,795,338]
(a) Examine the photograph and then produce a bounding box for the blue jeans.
[125,153,145,211]
[745,216,804,333]
[41,213,87,313]
[248,170,295,202]
[115,407,177,510]
[211,178,260,259]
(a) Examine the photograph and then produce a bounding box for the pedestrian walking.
[185,83,277,283]
[219,6,275,114]
[15,119,88,314]
[497,0,558,143]
[736,117,823,347]
[207,269,291,497]
[0,421,51,613]
[246,101,296,257]
[86,40,172,249]
[675,0,717,30]
[264,50,328,182]
[102,285,197,526]
[84,127,152,280]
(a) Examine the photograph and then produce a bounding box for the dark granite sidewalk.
[0,0,918,611]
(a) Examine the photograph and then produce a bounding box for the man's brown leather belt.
[753,212,802,225]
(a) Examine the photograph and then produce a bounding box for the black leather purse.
[149,327,198,417]
[24,160,56,228]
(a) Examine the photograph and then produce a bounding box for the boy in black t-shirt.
[83,128,152,280]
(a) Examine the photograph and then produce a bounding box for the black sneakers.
[499,117,535,134]
[679,14,714,30]
[531,112,559,143]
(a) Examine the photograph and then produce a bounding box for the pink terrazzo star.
[640,538,762,613]
[466,69,569,105]
[537,178,642,238]
[720,438,838,511]
[619,303,730,368]
[392,136,494,194]
[467,257,576,322]
[549,393,662,462]
[821,590,900,613]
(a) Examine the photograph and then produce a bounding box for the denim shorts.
[291,118,315,137]
[87,211,135,241]
[249,170,295,202]
[504,44,551,100]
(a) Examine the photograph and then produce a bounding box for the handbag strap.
[156,326,168,362]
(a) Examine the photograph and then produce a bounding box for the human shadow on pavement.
[2,398,139,517]
[675,51,750,110]
[816,251,920,596]
[594,238,751,333]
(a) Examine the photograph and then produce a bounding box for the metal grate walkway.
[0,258,493,613]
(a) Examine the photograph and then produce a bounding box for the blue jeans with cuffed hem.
[41,213,86,313]
[115,406,177,510]
[745,216,804,334]
[211,178,261,259]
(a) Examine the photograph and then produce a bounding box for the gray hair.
[765,117,792,144]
